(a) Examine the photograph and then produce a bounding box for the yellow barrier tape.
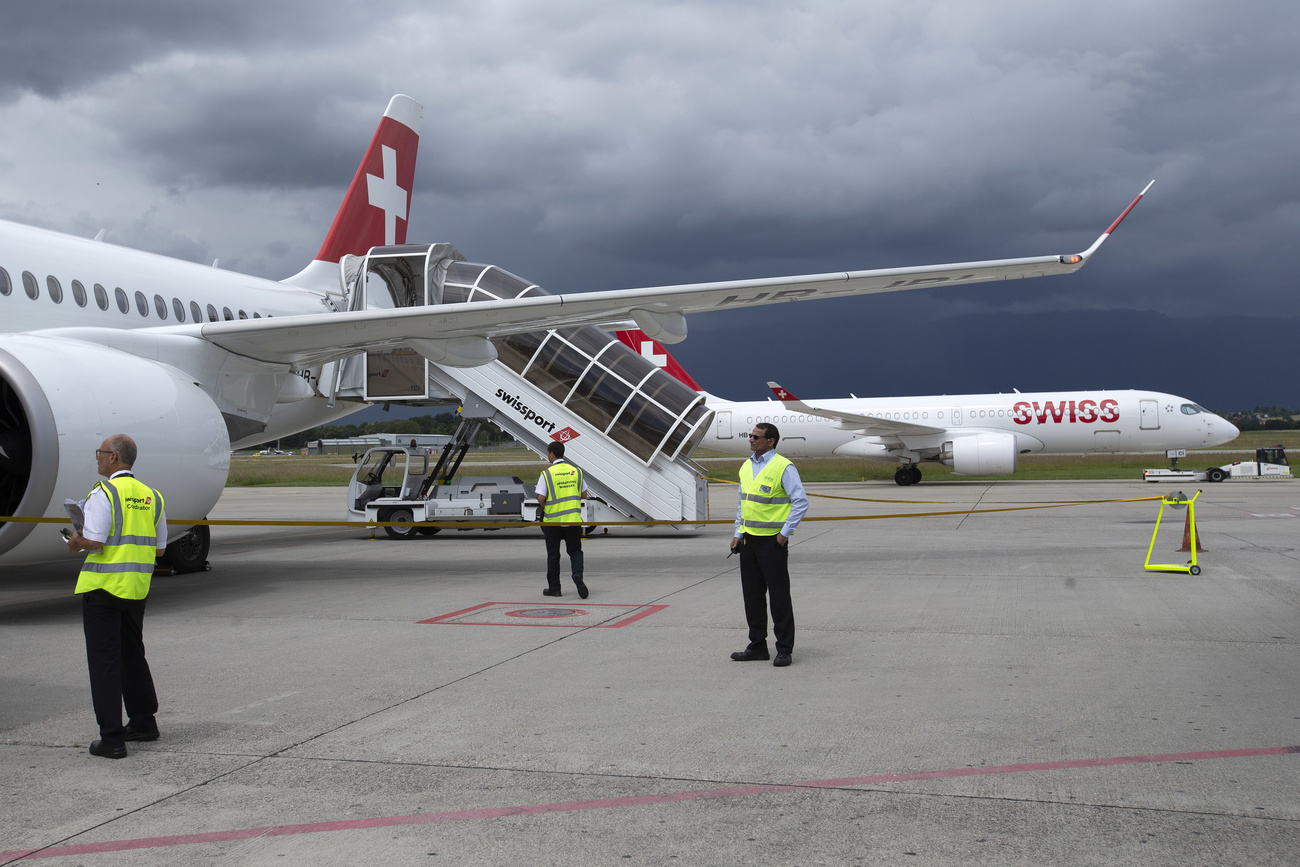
[1,494,1164,531]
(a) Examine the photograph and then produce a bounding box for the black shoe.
[773,653,792,667]
[542,588,562,597]
[89,739,127,759]
[574,579,589,599]
[124,723,160,742]
[730,646,770,662]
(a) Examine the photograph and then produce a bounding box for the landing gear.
[160,524,210,573]
[894,466,923,486]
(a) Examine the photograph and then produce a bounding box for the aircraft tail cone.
[1177,510,1206,553]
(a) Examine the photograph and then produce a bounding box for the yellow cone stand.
[1144,490,1202,575]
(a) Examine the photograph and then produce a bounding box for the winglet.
[767,382,799,402]
[1065,180,1154,265]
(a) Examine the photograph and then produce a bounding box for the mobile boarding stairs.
[331,244,714,534]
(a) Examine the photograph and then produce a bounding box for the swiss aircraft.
[616,329,1239,485]
[1,94,1150,567]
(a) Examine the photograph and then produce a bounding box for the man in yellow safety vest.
[66,434,167,759]
[535,440,589,598]
[729,423,808,667]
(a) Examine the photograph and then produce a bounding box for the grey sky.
[2,1,1296,407]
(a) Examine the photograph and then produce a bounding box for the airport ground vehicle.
[1143,446,1291,483]
[344,421,617,538]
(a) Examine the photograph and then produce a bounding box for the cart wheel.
[1189,565,1201,575]
[383,508,417,540]
[1206,468,1226,483]
[415,526,441,536]
[585,525,597,537]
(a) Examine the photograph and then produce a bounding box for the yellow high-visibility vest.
[739,453,793,536]
[541,461,584,523]
[75,476,164,600]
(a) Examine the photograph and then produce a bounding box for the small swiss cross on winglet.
[767,381,798,401]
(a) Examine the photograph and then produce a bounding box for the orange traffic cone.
[1177,509,1205,553]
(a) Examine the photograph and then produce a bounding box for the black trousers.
[82,589,158,742]
[738,533,795,655]
[542,524,584,591]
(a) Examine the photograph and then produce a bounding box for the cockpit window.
[1181,404,1201,415]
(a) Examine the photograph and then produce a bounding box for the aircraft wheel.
[161,524,210,574]
[585,525,598,537]
[383,508,418,539]
[415,526,441,536]
[1189,565,1202,575]
[894,467,913,486]
[1206,467,1226,483]
[909,466,923,485]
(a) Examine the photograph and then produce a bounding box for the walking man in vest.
[536,441,589,598]
[730,423,808,667]
[66,434,166,759]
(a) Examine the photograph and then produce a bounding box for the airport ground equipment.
[1144,490,1202,575]
[327,245,713,527]
[1143,445,1291,483]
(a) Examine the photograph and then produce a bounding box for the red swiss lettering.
[1012,401,1032,425]
[1099,399,1119,423]
[1077,400,1098,423]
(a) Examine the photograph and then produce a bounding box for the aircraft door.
[716,410,733,439]
[1139,399,1160,430]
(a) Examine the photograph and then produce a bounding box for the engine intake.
[940,432,1019,476]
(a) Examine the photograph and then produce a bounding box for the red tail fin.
[768,382,800,401]
[314,95,422,264]
[615,329,704,391]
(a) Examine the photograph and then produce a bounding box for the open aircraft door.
[1140,399,1160,430]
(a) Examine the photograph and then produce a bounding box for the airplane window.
[94,284,108,310]
[71,280,87,307]
[238,309,248,319]
[222,306,233,321]
[172,298,185,321]
[190,301,202,322]
[206,304,218,322]
[253,312,261,318]
[0,266,10,296]
[135,291,149,316]
[1181,404,1200,415]
[923,412,928,419]
[46,276,63,303]
[154,294,168,319]
[22,271,39,299]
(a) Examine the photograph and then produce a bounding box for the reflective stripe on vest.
[541,461,584,523]
[75,476,163,600]
[739,453,793,535]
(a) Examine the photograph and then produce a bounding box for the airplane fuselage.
[702,390,1236,460]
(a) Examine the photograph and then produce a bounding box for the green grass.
[227,433,1294,487]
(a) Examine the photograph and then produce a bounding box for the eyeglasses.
[747,434,771,440]
[94,449,115,458]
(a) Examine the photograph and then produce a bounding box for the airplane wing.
[194,183,1153,367]
[767,382,943,437]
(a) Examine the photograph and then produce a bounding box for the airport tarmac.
[2,479,1298,865]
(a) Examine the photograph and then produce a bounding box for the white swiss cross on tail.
[366,145,408,246]
[768,382,799,402]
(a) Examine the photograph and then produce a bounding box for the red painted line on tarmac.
[4,745,1295,861]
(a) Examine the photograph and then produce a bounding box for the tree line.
[279,414,516,449]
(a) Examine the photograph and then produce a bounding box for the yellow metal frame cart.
[1145,490,1202,575]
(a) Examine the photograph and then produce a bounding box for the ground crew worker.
[535,441,588,598]
[729,423,808,667]
[66,434,167,759]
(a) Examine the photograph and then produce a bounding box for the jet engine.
[0,336,230,569]
[940,432,1019,476]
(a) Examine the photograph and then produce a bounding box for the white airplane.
[615,329,1239,485]
[0,94,1149,567]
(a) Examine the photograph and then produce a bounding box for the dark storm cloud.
[1,1,1296,407]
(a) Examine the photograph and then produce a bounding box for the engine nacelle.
[940,432,1019,476]
[0,335,230,565]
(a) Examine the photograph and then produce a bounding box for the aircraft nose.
[1214,415,1240,442]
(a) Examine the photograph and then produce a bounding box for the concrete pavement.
[2,479,1298,864]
